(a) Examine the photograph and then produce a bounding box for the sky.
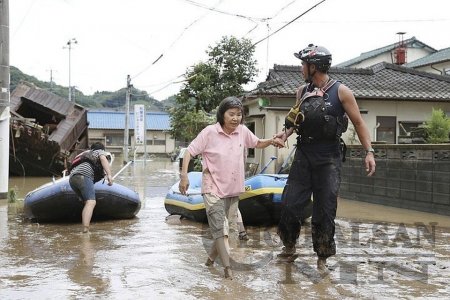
[8,0,450,101]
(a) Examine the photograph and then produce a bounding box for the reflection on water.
[67,234,110,294]
[1,158,449,299]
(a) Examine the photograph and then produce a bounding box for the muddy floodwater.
[1,158,449,299]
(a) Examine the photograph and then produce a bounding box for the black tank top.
[306,80,344,118]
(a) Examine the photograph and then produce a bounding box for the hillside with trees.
[10,66,171,111]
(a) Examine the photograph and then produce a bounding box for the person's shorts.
[69,174,96,202]
[203,193,239,239]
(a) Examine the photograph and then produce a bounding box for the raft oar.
[277,144,297,174]
[112,160,133,180]
[259,156,277,174]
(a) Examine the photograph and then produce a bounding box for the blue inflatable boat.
[164,172,312,225]
[24,177,141,222]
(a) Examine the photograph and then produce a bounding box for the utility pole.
[123,75,132,164]
[47,69,55,91]
[64,38,77,102]
[0,0,10,199]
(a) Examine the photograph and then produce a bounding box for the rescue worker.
[273,44,376,270]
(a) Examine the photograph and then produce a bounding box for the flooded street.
[1,158,449,299]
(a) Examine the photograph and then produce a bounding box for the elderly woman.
[179,96,282,279]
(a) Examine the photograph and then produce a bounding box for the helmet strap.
[305,64,315,83]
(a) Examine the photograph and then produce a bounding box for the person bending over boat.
[69,142,113,233]
[179,96,283,279]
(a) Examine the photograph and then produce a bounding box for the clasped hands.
[271,132,286,148]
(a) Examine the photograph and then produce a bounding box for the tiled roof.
[87,110,171,130]
[11,82,84,116]
[335,37,436,67]
[406,47,450,68]
[246,63,450,101]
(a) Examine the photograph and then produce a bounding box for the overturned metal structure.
[9,82,89,176]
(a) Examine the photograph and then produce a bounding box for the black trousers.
[277,142,342,258]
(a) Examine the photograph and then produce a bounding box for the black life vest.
[285,79,348,142]
[68,150,105,183]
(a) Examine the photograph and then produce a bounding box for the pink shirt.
[187,123,259,198]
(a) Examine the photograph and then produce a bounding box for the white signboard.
[134,104,145,145]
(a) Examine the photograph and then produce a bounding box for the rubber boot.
[317,257,327,271]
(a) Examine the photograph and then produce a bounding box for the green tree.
[170,36,258,142]
[425,108,450,143]
[169,102,214,142]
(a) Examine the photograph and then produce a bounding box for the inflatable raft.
[164,172,312,225]
[24,177,141,222]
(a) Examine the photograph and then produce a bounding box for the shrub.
[425,108,450,143]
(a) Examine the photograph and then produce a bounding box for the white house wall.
[415,61,450,76]
[246,110,279,174]
[352,53,396,68]
[349,48,432,69]
[133,131,175,154]
[346,100,450,143]
[88,128,175,155]
[246,107,297,174]
[246,98,450,172]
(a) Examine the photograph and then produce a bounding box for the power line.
[183,0,300,38]
[182,0,269,22]
[242,0,298,37]
[271,0,298,20]
[131,0,223,81]
[136,0,327,98]
[253,0,327,46]
[303,18,450,24]
[135,73,184,88]
[133,73,185,97]
[12,0,37,38]
[147,81,181,97]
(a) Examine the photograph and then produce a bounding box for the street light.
[64,38,77,102]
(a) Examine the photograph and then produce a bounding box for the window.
[153,139,166,146]
[398,121,423,136]
[144,137,166,145]
[376,116,396,143]
[105,135,124,146]
[89,138,106,147]
[246,121,256,157]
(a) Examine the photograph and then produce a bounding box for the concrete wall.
[340,144,450,216]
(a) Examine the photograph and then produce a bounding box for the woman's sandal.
[238,231,249,241]
[224,266,233,279]
[205,257,214,266]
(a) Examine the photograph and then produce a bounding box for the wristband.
[366,147,375,155]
